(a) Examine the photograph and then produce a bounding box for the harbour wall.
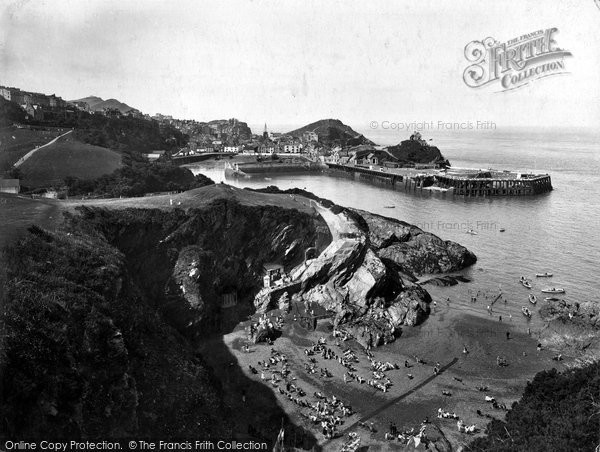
[326,163,552,197]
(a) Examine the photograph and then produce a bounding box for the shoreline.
[200,293,575,450]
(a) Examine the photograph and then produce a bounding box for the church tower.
[263,123,269,139]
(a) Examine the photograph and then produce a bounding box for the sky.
[1,0,599,131]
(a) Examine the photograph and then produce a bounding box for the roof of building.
[263,263,284,271]
[0,179,20,188]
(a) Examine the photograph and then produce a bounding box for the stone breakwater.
[254,199,476,348]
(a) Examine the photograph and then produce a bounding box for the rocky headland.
[0,184,476,441]
[250,187,476,348]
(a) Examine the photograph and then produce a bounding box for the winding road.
[13,129,73,168]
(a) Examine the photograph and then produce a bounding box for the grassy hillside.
[0,126,65,172]
[70,96,137,113]
[19,134,122,188]
[286,118,375,146]
[0,222,233,439]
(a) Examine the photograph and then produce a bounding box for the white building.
[283,143,303,154]
[223,145,241,153]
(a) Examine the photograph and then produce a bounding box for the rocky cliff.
[356,209,477,278]
[0,197,329,441]
[72,198,331,334]
[250,187,476,348]
[386,139,450,166]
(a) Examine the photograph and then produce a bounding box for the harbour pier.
[326,163,552,197]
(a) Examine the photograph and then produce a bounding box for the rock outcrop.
[356,209,477,277]
[386,138,450,167]
[254,200,475,348]
[539,299,600,352]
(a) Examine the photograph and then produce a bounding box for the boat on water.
[520,279,532,289]
[545,297,560,302]
[522,306,532,318]
[499,228,506,232]
[528,294,537,305]
[383,205,395,208]
[264,177,272,181]
[466,229,478,235]
[535,272,553,277]
[541,287,565,294]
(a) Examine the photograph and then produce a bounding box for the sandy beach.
[197,289,569,450]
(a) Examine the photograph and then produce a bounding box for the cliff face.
[74,199,331,334]
[0,199,329,440]
[0,225,232,439]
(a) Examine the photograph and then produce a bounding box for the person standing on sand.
[499,315,502,322]
[506,331,510,340]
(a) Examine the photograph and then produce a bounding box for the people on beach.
[499,315,502,322]
[506,331,510,340]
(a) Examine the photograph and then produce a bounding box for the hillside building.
[0,179,20,194]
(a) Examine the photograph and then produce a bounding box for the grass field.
[0,126,66,171]
[62,183,318,214]
[19,134,122,188]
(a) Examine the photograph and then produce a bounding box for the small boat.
[535,272,553,277]
[528,294,537,305]
[544,297,560,302]
[521,279,532,289]
[383,205,395,209]
[499,228,505,232]
[541,287,565,294]
[522,306,532,318]
[264,177,272,181]
[466,229,478,235]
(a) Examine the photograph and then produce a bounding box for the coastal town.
[1,85,553,201]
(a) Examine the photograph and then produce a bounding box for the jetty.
[226,159,323,178]
[326,164,552,197]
